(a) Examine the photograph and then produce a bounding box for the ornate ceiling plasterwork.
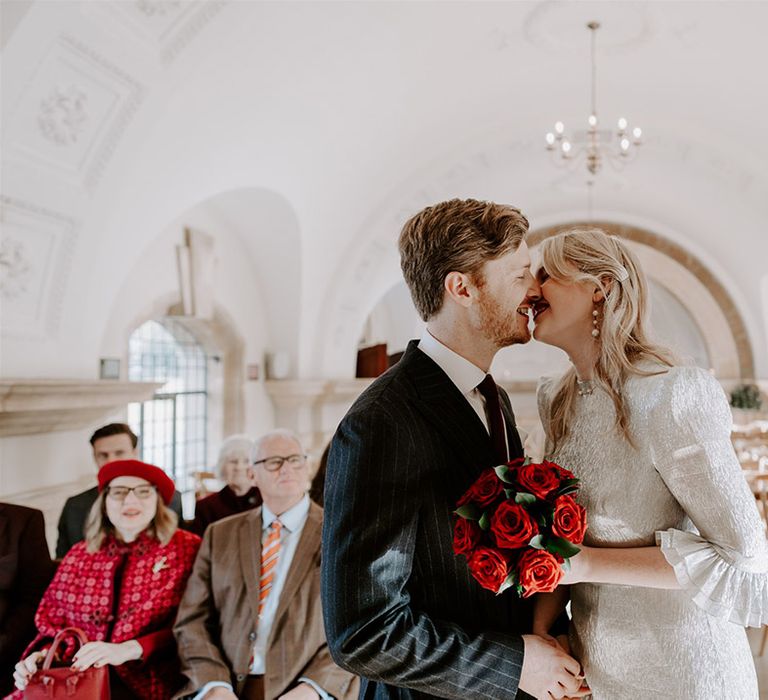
[81,0,228,64]
[0,196,78,340]
[5,35,143,191]
[522,1,658,54]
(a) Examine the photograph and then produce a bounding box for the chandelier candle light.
[545,21,642,177]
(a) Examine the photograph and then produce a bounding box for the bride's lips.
[532,302,549,319]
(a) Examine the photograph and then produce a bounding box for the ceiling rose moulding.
[522,2,658,54]
[5,35,143,193]
[0,196,79,341]
[0,379,162,437]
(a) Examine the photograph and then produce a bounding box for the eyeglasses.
[253,454,307,472]
[106,485,157,501]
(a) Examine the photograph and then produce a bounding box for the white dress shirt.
[418,328,512,452]
[194,494,333,700]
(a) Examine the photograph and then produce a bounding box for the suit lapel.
[401,341,498,476]
[240,508,264,621]
[267,503,322,648]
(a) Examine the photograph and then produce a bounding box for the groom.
[321,199,585,699]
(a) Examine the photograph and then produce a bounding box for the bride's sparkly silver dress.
[538,365,767,699]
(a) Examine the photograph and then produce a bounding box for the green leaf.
[529,534,545,550]
[455,504,481,520]
[504,489,515,500]
[561,557,571,572]
[555,479,581,498]
[523,456,532,466]
[545,536,581,559]
[478,511,490,531]
[497,570,517,595]
[494,465,514,484]
[514,491,536,505]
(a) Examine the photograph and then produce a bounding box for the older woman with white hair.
[190,434,262,536]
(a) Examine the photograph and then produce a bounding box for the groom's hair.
[398,198,529,321]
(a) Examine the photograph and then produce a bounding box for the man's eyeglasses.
[253,454,307,472]
[106,485,157,501]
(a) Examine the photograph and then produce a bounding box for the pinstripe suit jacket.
[322,340,535,700]
[173,504,359,700]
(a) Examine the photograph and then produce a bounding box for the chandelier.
[545,21,642,176]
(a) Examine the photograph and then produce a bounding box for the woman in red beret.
[10,460,201,700]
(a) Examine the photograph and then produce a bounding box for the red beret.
[98,459,176,505]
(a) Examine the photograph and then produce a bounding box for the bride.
[530,227,766,699]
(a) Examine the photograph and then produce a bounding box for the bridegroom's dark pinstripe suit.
[321,340,535,699]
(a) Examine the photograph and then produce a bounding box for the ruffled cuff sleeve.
[657,528,768,628]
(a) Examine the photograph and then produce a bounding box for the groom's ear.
[444,271,474,308]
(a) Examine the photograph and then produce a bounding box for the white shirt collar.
[262,494,310,533]
[418,328,487,397]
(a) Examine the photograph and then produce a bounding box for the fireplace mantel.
[0,379,162,437]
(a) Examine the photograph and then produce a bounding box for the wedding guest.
[0,503,56,696]
[174,429,358,700]
[11,460,201,700]
[56,423,183,557]
[190,435,262,536]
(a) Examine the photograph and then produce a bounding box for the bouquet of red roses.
[453,457,587,598]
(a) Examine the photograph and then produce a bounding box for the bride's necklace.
[576,378,595,397]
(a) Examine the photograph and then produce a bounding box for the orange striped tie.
[258,520,282,617]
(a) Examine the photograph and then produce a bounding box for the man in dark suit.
[0,503,56,696]
[56,423,183,557]
[322,199,586,699]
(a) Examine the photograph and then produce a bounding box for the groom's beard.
[477,288,530,347]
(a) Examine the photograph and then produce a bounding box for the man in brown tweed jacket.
[174,429,358,700]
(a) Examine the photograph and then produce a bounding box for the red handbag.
[23,627,110,699]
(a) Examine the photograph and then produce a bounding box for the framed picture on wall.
[100,358,121,380]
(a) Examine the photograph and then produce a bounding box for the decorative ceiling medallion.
[523,2,657,54]
[37,84,89,146]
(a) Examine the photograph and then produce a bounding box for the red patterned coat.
[7,529,200,699]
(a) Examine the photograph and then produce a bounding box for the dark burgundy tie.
[477,374,508,464]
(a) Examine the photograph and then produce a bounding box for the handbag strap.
[41,628,89,671]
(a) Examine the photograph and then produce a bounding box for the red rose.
[467,546,510,593]
[516,462,561,500]
[551,495,587,544]
[453,517,482,557]
[544,459,575,481]
[490,500,538,550]
[517,549,564,598]
[457,468,504,508]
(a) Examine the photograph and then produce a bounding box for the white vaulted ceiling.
[2,1,767,380]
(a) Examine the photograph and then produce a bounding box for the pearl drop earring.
[592,308,600,338]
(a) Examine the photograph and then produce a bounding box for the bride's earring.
[592,307,600,338]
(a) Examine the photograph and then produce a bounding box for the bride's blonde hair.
[538,227,674,448]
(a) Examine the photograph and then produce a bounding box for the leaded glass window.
[127,319,207,507]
